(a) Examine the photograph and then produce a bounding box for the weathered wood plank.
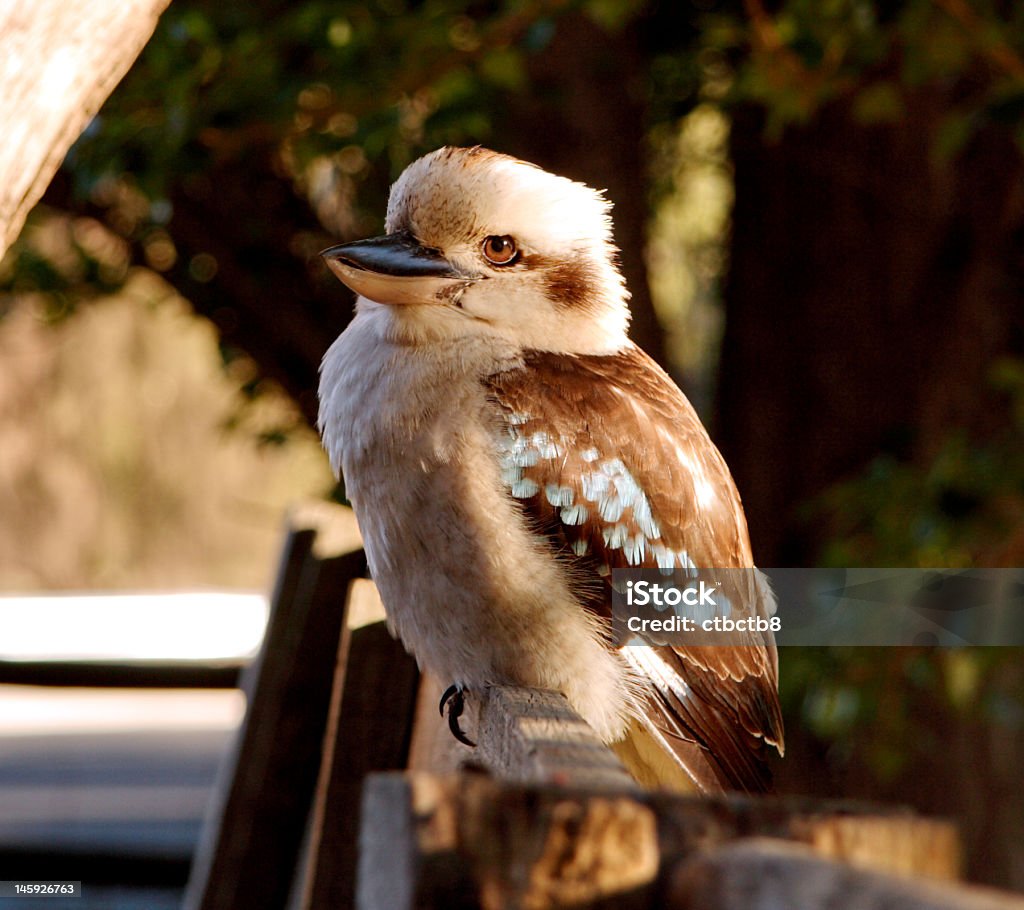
[647,788,961,883]
[359,772,592,910]
[357,772,659,910]
[669,839,1024,910]
[184,519,366,910]
[356,771,964,910]
[295,579,420,910]
[476,686,638,791]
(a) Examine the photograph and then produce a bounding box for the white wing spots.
[631,495,661,540]
[545,484,575,508]
[507,411,530,426]
[652,543,675,576]
[561,503,589,525]
[623,534,646,565]
[600,457,629,478]
[598,494,624,522]
[511,477,540,498]
[501,462,524,487]
[497,425,564,502]
[610,466,642,501]
[647,543,700,577]
[530,431,563,460]
[581,470,610,501]
[577,457,662,560]
[509,444,541,468]
[498,427,680,571]
[602,523,629,549]
[509,433,542,464]
[624,646,692,703]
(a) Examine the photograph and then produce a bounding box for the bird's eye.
[481,235,518,266]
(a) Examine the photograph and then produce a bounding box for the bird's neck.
[354,295,632,358]
[352,299,523,372]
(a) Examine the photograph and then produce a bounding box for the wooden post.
[356,771,965,910]
[184,510,366,910]
[294,580,420,910]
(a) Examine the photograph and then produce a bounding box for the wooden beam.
[669,839,1024,910]
[476,686,638,791]
[646,788,962,884]
[356,771,964,910]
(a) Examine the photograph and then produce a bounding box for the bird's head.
[322,146,630,354]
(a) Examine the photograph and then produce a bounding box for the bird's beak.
[320,232,480,306]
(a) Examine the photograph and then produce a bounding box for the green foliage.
[815,360,1024,568]
[63,0,570,233]
[788,359,1024,803]
[6,0,1020,571]
[6,0,1023,311]
[701,0,1024,150]
[779,645,1023,788]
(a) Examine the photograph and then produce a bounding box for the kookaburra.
[318,146,784,793]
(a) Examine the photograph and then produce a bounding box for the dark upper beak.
[320,232,479,306]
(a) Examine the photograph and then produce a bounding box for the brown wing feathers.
[485,344,784,793]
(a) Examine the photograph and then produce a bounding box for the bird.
[317,145,784,793]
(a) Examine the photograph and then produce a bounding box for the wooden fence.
[184,505,1024,910]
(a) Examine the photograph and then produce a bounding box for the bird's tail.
[611,718,716,794]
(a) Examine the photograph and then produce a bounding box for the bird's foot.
[439,684,476,747]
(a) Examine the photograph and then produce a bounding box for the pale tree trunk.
[0,0,171,260]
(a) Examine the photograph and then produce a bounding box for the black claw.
[439,684,458,716]
[439,684,475,747]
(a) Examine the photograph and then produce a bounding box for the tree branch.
[0,0,171,260]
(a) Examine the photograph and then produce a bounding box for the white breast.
[318,305,635,741]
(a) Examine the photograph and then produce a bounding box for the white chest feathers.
[317,307,635,742]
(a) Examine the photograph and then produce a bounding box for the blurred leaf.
[852,80,904,123]
[815,361,1024,568]
[943,651,982,711]
[478,46,526,91]
[934,110,978,163]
